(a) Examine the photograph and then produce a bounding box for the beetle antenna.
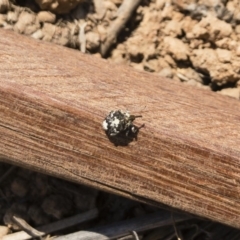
[130,115,142,121]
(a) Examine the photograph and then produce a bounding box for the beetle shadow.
[105,124,145,146]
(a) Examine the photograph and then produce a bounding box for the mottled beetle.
[103,110,142,136]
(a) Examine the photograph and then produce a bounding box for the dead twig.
[78,20,87,53]
[13,215,44,238]
[2,208,98,240]
[100,0,142,56]
[171,212,181,240]
[54,211,191,240]
[131,231,140,240]
[93,0,106,20]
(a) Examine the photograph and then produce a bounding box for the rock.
[86,31,100,50]
[52,26,70,46]
[155,0,166,10]
[187,24,208,40]
[190,48,213,70]
[163,20,182,37]
[158,67,174,78]
[215,38,231,49]
[236,45,240,56]
[0,0,10,13]
[191,48,239,85]
[161,4,174,20]
[37,11,56,23]
[41,22,55,42]
[177,67,203,83]
[41,23,70,46]
[199,15,232,41]
[216,48,232,63]
[111,48,128,65]
[186,15,232,42]
[144,59,159,72]
[0,13,6,26]
[185,79,203,87]
[35,0,84,14]
[14,11,40,35]
[163,54,176,68]
[235,25,240,34]
[172,11,184,22]
[7,11,18,23]
[218,88,240,99]
[189,39,203,49]
[127,36,145,58]
[180,16,198,34]
[31,29,43,39]
[131,63,144,71]
[163,36,189,61]
[0,226,9,237]
[158,57,171,69]
[215,38,236,51]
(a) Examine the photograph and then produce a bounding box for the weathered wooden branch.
[1,29,240,228]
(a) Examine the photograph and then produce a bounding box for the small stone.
[163,54,176,68]
[158,67,174,78]
[41,22,55,41]
[31,29,43,39]
[0,13,6,26]
[0,226,9,237]
[7,11,18,23]
[0,0,10,13]
[14,11,39,35]
[144,59,159,72]
[37,11,56,23]
[155,0,165,10]
[190,24,208,39]
[86,31,100,50]
[218,88,240,99]
[189,39,203,49]
[111,49,128,65]
[216,49,232,63]
[177,67,203,83]
[201,15,232,41]
[190,48,239,85]
[163,36,189,61]
[161,5,174,20]
[35,0,84,14]
[163,20,182,37]
[215,38,230,49]
[236,45,240,57]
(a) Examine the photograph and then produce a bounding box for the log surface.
[1,29,240,228]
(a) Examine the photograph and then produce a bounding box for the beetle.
[103,110,142,137]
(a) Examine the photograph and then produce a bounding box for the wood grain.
[1,29,240,228]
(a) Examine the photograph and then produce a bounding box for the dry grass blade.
[100,0,142,56]
[54,211,191,240]
[2,209,98,240]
